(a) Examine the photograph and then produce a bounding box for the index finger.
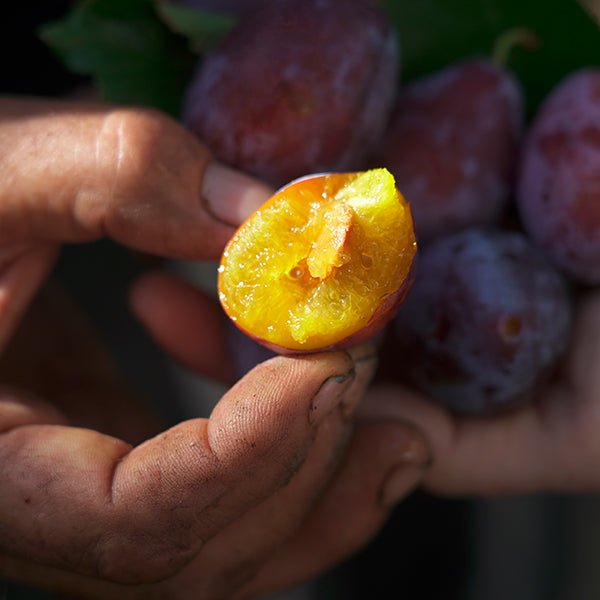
[0,96,272,259]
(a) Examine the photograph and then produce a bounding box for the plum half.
[218,168,417,353]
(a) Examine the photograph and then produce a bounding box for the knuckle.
[89,106,210,252]
[99,106,171,198]
[93,108,186,233]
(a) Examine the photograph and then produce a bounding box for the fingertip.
[128,269,234,383]
[237,418,429,597]
[127,269,177,335]
[202,162,274,227]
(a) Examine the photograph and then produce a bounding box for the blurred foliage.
[384,0,600,118]
[39,0,230,115]
[40,0,600,119]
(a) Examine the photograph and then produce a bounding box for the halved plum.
[218,168,417,353]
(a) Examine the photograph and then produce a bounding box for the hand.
[369,289,600,496]
[0,97,431,599]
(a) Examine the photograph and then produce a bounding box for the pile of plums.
[181,0,599,415]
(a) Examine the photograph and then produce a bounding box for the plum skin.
[372,58,524,242]
[517,67,600,284]
[182,0,399,187]
[390,228,572,415]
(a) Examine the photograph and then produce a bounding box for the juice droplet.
[360,253,373,269]
[289,265,305,279]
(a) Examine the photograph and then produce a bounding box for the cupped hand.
[0,97,430,599]
[368,289,600,497]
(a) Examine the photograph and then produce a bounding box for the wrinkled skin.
[0,97,429,599]
[3,96,600,600]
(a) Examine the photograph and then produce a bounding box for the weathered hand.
[368,290,600,497]
[0,97,430,599]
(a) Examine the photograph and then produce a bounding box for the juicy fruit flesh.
[218,169,416,351]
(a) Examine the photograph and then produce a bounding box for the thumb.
[0,350,357,588]
[0,97,272,259]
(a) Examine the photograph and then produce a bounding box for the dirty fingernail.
[202,162,273,226]
[341,343,378,418]
[309,371,355,427]
[380,428,432,508]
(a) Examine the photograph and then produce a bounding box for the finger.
[363,382,596,496]
[566,289,600,402]
[0,97,272,259]
[166,345,378,599]
[0,351,356,588]
[0,243,57,350]
[129,270,234,383]
[0,280,163,444]
[0,386,68,432]
[368,291,600,496]
[239,407,431,598]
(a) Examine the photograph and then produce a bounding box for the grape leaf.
[383,0,600,116]
[39,0,198,116]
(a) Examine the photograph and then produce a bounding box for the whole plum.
[517,68,600,285]
[182,0,398,187]
[391,227,572,416]
[373,58,524,243]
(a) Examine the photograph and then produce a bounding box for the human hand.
[0,97,430,599]
[369,289,600,497]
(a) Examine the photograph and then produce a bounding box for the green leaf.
[39,0,198,117]
[41,0,600,121]
[155,2,236,53]
[383,0,600,117]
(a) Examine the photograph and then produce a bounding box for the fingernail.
[380,465,425,508]
[379,428,431,508]
[202,162,273,226]
[342,344,378,418]
[309,371,355,427]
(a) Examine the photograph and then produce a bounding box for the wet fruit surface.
[218,168,416,352]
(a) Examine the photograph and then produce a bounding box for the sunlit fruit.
[218,168,417,353]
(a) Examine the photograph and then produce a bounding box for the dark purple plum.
[226,318,276,379]
[391,227,572,415]
[182,0,398,187]
[517,68,600,285]
[372,58,524,242]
